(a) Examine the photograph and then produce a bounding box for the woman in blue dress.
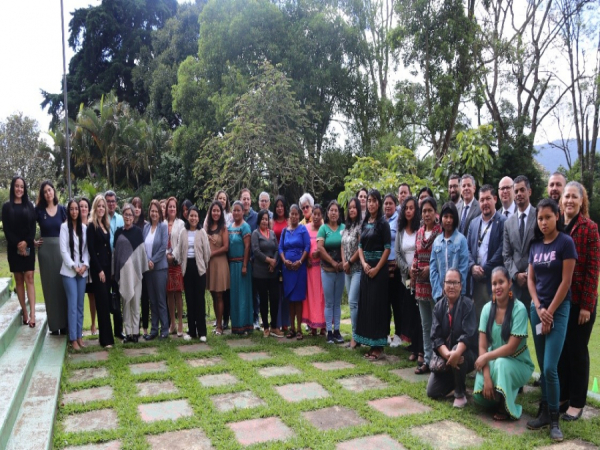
[228,201,253,334]
[279,204,310,339]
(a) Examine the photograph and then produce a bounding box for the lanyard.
[478,219,493,247]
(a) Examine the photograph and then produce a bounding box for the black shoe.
[559,401,569,414]
[158,334,168,340]
[132,335,139,343]
[527,401,550,430]
[562,408,584,421]
[50,330,59,336]
[333,330,345,344]
[144,334,157,341]
[59,328,68,335]
[549,411,564,441]
[122,335,133,344]
[326,331,334,344]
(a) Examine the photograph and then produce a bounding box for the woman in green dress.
[474,266,534,420]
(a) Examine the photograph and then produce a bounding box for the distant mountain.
[534,139,599,174]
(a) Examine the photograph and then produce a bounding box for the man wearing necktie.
[456,174,481,236]
[498,176,517,218]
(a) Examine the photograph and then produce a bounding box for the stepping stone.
[389,368,428,384]
[337,434,406,450]
[537,440,599,450]
[338,375,389,392]
[138,399,194,423]
[177,343,211,354]
[258,366,302,378]
[211,390,266,412]
[63,408,118,433]
[371,354,401,366]
[237,351,270,361]
[522,385,539,394]
[70,367,109,383]
[123,347,158,358]
[302,406,367,430]
[228,417,294,446]
[581,406,600,420]
[147,428,213,449]
[137,380,179,397]
[477,411,532,435]
[130,361,168,375]
[198,373,239,387]
[340,319,352,325]
[275,382,330,402]
[64,441,121,450]
[83,339,100,347]
[226,339,255,348]
[292,346,325,356]
[368,395,432,417]
[312,361,355,371]
[187,357,223,368]
[69,351,109,363]
[63,386,114,405]
[410,420,485,449]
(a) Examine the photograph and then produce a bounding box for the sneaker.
[270,328,284,338]
[183,334,193,341]
[254,320,261,331]
[333,330,345,344]
[453,396,467,408]
[389,334,402,348]
[326,331,334,344]
[199,336,207,343]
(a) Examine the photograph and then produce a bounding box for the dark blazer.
[456,198,481,236]
[503,205,537,282]
[431,295,478,354]
[467,211,506,295]
[143,222,168,271]
[87,221,112,275]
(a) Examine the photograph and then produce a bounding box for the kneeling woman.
[427,268,478,408]
[474,267,534,420]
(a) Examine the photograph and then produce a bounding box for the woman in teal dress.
[474,266,534,420]
[228,201,253,334]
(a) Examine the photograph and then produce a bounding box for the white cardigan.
[174,227,211,277]
[59,222,90,278]
[166,218,186,252]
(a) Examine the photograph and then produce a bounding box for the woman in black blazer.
[86,195,114,348]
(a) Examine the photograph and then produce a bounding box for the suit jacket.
[143,222,169,271]
[467,211,506,294]
[503,206,537,282]
[457,198,481,236]
[87,222,111,276]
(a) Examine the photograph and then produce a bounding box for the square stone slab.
[64,441,120,450]
[477,411,532,435]
[338,375,389,392]
[340,318,352,325]
[237,351,271,361]
[63,386,114,405]
[537,440,599,450]
[258,366,302,378]
[228,417,294,446]
[63,408,118,433]
[226,338,255,348]
[581,405,599,420]
[70,367,109,383]
[83,339,100,347]
[137,380,179,397]
[292,346,326,356]
[371,354,401,366]
[275,382,330,402]
[70,351,109,363]
[389,368,428,384]
[368,395,432,417]
[211,390,266,412]
[337,434,406,450]
[198,373,239,387]
[410,420,485,449]
[187,357,223,368]
[146,428,213,449]
[177,343,211,354]
[130,361,169,375]
[312,361,355,371]
[303,406,367,430]
[138,399,194,423]
[123,347,159,358]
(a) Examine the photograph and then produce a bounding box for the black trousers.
[92,266,114,347]
[400,282,423,354]
[388,267,402,335]
[111,280,123,337]
[427,348,475,399]
[254,276,279,329]
[558,304,597,408]
[140,279,149,330]
[183,258,207,338]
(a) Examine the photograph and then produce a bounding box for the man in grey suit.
[503,175,536,310]
[467,185,507,319]
[456,174,481,236]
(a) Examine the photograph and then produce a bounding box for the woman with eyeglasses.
[299,193,314,225]
[427,268,477,408]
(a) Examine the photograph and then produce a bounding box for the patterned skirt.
[167,264,184,292]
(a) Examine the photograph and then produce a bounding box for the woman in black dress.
[356,189,391,360]
[2,176,37,326]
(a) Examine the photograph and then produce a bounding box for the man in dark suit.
[456,174,481,236]
[467,185,507,319]
[503,175,537,310]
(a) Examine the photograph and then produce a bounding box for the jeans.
[62,275,86,341]
[418,299,435,365]
[345,270,360,335]
[530,300,570,412]
[322,270,345,332]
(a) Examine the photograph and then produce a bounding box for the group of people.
[2,170,597,442]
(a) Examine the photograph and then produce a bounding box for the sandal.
[415,363,430,375]
[28,320,36,328]
[213,329,222,336]
[363,351,373,359]
[286,329,296,339]
[409,353,417,362]
[367,352,386,361]
[296,331,303,340]
[493,411,509,421]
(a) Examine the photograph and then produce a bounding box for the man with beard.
[448,174,461,204]
[466,185,506,319]
[457,174,481,236]
[547,172,567,204]
[396,183,412,212]
[498,176,517,219]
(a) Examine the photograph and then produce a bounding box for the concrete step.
[6,333,67,450]
[0,295,24,358]
[0,304,47,450]
[0,277,12,309]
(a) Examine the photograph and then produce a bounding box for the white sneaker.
[183,334,192,341]
[199,336,207,343]
[390,335,402,348]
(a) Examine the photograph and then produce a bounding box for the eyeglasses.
[499,186,513,191]
[302,205,311,210]
[444,281,461,286]
[123,213,134,218]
